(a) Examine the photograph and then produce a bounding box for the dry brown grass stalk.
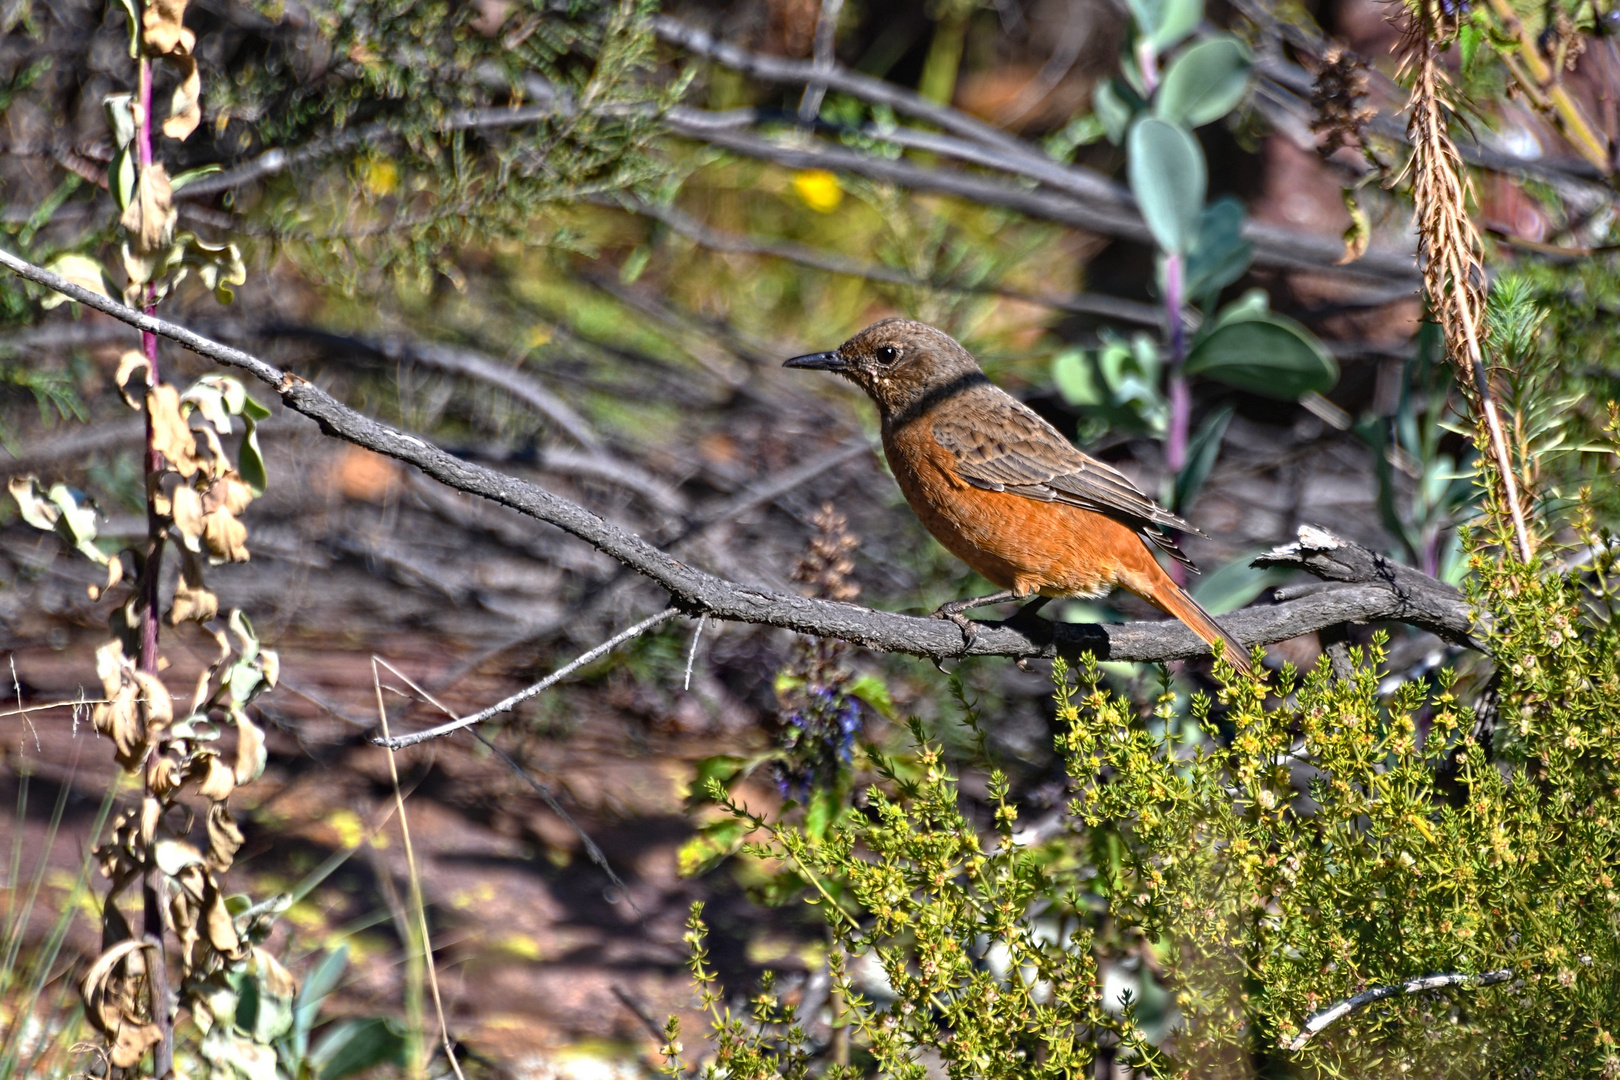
[1402,21,1535,562]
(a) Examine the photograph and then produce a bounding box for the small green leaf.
[1192,552,1291,614]
[296,947,350,1020]
[239,419,268,496]
[1093,79,1143,146]
[292,946,350,1059]
[847,673,896,720]
[309,1018,408,1080]
[230,609,261,662]
[104,93,137,150]
[1459,22,1483,71]
[687,755,747,806]
[228,660,269,705]
[1127,0,1202,51]
[1212,287,1270,328]
[39,253,114,310]
[110,146,136,212]
[619,245,650,284]
[170,164,223,191]
[1184,315,1339,400]
[1127,118,1205,254]
[1185,197,1254,301]
[240,392,271,422]
[112,0,139,57]
[1155,36,1251,128]
[48,483,96,537]
[1053,349,1101,405]
[806,780,848,841]
[676,817,750,876]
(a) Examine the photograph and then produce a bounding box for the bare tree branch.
[615,197,1170,327]
[649,14,1037,159]
[1254,525,1488,651]
[0,249,1481,670]
[662,121,1420,282]
[1283,969,1513,1051]
[797,0,846,124]
[168,76,1419,286]
[378,608,682,748]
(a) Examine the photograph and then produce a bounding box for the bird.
[784,317,1253,675]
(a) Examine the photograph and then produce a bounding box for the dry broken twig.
[1283,968,1513,1051]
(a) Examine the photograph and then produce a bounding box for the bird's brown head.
[784,318,987,421]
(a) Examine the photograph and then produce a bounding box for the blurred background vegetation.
[2,0,1619,1076]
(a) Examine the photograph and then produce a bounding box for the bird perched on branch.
[785,317,1253,675]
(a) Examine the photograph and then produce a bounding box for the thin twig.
[1283,968,1512,1051]
[618,197,1169,327]
[667,121,1417,282]
[797,0,846,124]
[650,14,1035,159]
[377,609,680,748]
[166,76,1418,283]
[371,658,466,1080]
[683,614,707,691]
[1481,0,1610,173]
[370,657,643,918]
[610,984,668,1044]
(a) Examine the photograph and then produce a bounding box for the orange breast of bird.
[882,419,1166,601]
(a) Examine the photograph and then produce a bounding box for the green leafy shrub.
[675,501,1620,1077]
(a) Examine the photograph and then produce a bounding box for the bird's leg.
[1007,596,1052,627]
[931,589,1024,649]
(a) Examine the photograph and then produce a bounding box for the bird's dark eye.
[876,346,900,364]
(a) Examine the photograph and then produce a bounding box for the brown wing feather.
[931,391,1204,572]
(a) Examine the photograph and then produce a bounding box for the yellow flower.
[792,169,843,213]
[361,157,398,197]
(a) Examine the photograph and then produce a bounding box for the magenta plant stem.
[1164,251,1189,475]
[136,56,163,675]
[135,47,176,1080]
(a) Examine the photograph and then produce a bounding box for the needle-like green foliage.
[682,488,1620,1076]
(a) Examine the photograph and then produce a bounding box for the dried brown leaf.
[206,801,244,872]
[93,679,143,769]
[115,350,151,409]
[255,947,299,998]
[142,0,193,55]
[204,471,256,516]
[81,939,162,1069]
[148,385,201,477]
[169,572,217,625]
[120,163,175,254]
[162,53,200,141]
[195,424,229,477]
[234,714,265,784]
[203,885,240,954]
[140,795,162,846]
[133,670,173,733]
[195,753,235,801]
[150,754,181,797]
[202,506,249,563]
[171,483,205,551]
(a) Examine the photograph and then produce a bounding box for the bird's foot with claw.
[930,605,981,653]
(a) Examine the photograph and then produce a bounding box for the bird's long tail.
[1133,574,1255,677]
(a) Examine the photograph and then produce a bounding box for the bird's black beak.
[783,350,849,371]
